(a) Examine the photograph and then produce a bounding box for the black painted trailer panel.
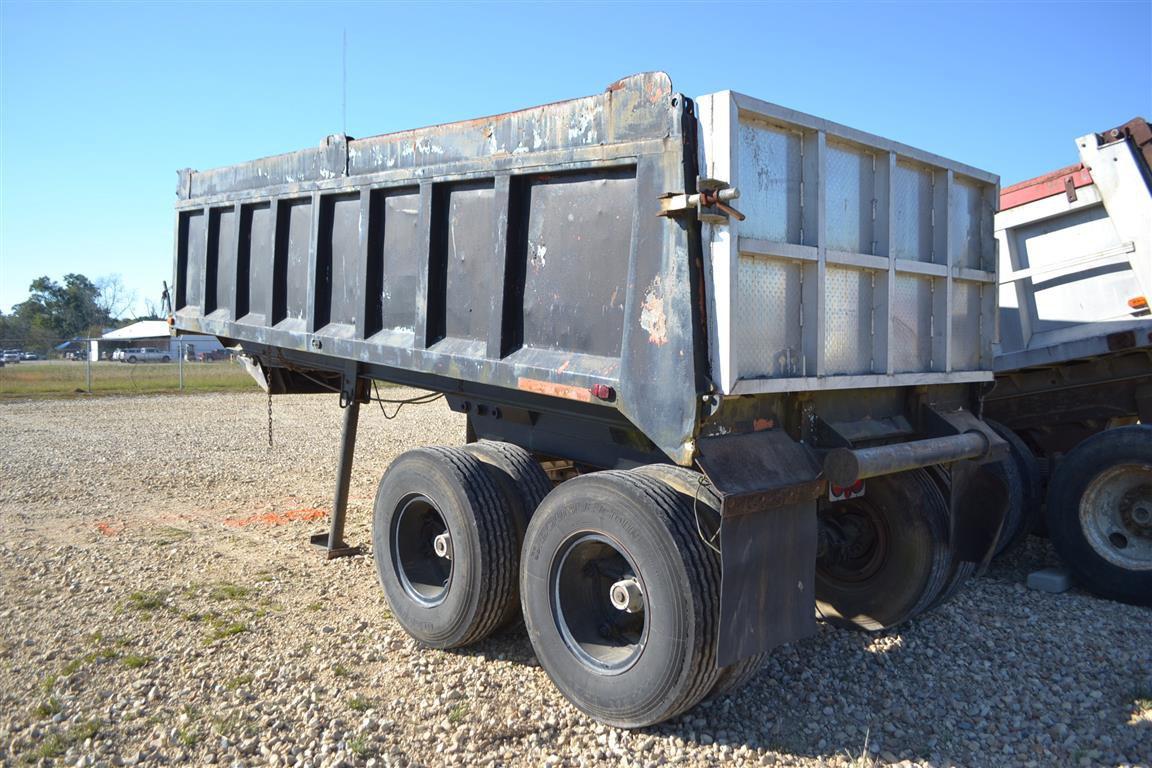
[173,73,704,464]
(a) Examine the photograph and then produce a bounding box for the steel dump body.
[994,119,1151,372]
[173,74,999,468]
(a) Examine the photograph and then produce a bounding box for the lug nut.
[609,577,644,613]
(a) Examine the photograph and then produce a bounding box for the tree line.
[0,274,159,352]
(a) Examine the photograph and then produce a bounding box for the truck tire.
[985,418,1042,550]
[986,445,1026,557]
[520,470,722,727]
[632,464,767,700]
[372,446,517,648]
[461,440,552,627]
[462,440,552,536]
[816,469,951,631]
[127,356,137,364]
[162,355,171,363]
[1045,425,1152,605]
[923,466,976,611]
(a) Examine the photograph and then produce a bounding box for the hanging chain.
[267,389,274,449]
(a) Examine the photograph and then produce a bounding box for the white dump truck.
[986,118,1151,604]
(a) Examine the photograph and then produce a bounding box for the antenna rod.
[341,29,347,137]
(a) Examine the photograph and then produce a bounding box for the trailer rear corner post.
[311,373,371,559]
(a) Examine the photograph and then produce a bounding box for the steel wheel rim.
[550,532,648,675]
[817,500,890,585]
[391,494,453,606]
[1079,463,1152,571]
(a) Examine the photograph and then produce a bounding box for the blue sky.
[1,1,1149,317]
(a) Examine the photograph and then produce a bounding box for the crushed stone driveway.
[1,391,1149,767]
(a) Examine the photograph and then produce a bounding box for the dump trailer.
[171,73,1008,727]
[986,118,1151,605]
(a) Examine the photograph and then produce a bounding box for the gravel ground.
[0,391,1149,768]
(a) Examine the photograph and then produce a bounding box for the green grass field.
[0,361,259,398]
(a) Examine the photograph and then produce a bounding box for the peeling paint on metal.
[640,275,669,346]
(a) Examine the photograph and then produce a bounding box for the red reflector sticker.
[829,479,866,502]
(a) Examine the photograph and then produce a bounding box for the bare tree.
[95,274,137,320]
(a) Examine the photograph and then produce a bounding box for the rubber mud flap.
[949,460,1008,568]
[717,501,817,667]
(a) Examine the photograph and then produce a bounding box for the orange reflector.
[1129,296,1148,310]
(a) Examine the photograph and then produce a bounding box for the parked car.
[198,349,233,362]
[21,352,39,361]
[2,350,22,364]
[116,347,171,364]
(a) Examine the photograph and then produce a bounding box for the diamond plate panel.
[950,178,986,270]
[738,121,803,244]
[951,280,983,371]
[825,141,876,254]
[736,254,803,378]
[824,266,875,375]
[892,274,934,372]
[892,161,935,263]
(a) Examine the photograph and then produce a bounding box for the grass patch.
[34,697,62,718]
[448,703,469,724]
[208,583,251,601]
[178,727,200,747]
[121,654,153,669]
[152,526,192,546]
[0,360,257,399]
[347,696,372,712]
[204,613,248,643]
[227,673,254,690]
[332,664,351,678]
[348,736,370,757]
[61,646,119,676]
[27,720,101,762]
[125,590,168,612]
[306,602,323,612]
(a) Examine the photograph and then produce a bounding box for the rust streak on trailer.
[516,377,593,403]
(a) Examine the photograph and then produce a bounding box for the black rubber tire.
[127,356,137,364]
[632,464,767,700]
[162,355,171,363]
[923,466,976,611]
[985,418,1043,550]
[816,469,952,631]
[462,440,552,535]
[1045,426,1152,605]
[372,446,517,648]
[520,470,723,728]
[461,440,552,627]
[987,445,1026,557]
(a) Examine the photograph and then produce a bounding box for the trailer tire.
[520,471,722,727]
[1045,426,1152,605]
[816,469,951,631]
[372,447,517,648]
[985,418,1042,550]
[462,440,553,534]
[986,446,1026,557]
[632,464,767,700]
[461,440,552,627]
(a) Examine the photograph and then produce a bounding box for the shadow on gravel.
[444,535,1151,766]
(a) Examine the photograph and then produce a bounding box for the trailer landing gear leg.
[311,377,369,559]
